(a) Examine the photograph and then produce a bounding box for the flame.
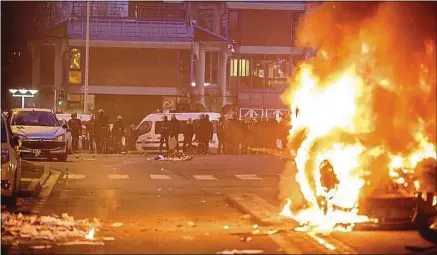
[85,227,95,240]
[280,2,436,233]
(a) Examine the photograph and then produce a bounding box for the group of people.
[156,113,292,155]
[66,110,292,155]
[158,114,214,155]
[66,110,137,154]
[217,114,292,155]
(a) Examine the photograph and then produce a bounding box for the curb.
[226,192,298,227]
[26,165,52,197]
[226,192,358,254]
[354,221,416,231]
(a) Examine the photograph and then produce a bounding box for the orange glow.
[280,2,436,233]
[85,227,95,240]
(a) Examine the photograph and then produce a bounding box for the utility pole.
[84,1,90,114]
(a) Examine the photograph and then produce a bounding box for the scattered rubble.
[240,236,252,242]
[241,214,252,220]
[110,222,124,228]
[217,249,264,254]
[154,154,193,161]
[1,212,103,247]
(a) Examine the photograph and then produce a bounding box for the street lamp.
[84,1,90,114]
[9,89,39,108]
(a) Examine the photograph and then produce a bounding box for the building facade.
[29,1,307,124]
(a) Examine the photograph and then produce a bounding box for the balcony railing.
[67,18,193,41]
[71,2,186,20]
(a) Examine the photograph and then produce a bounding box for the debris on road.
[1,212,104,246]
[266,229,279,235]
[85,227,95,240]
[154,154,193,161]
[252,229,260,235]
[223,225,230,230]
[30,245,53,249]
[240,236,252,242]
[102,237,116,241]
[241,214,252,220]
[187,221,196,227]
[217,249,264,254]
[111,222,124,228]
[63,240,104,246]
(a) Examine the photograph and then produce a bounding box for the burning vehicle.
[279,2,436,233]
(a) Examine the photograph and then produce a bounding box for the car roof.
[10,108,54,113]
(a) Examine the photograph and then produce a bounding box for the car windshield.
[11,111,59,127]
[1,119,7,143]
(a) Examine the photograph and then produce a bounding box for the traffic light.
[58,90,64,106]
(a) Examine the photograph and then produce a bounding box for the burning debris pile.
[1,212,102,247]
[279,2,436,232]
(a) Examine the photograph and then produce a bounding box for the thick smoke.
[295,2,436,157]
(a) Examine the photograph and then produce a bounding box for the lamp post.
[84,1,90,114]
[9,89,38,108]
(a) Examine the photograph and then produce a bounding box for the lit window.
[70,48,81,70]
[230,58,250,77]
[69,70,82,85]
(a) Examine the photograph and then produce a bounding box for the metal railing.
[68,18,193,40]
[71,2,186,20]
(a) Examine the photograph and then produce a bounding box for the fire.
[85,227,95,240]
[282,64,374,232]
[280,2,436,233]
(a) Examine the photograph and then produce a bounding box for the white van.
[135,112,220,152]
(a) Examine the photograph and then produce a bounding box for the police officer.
[168,114,180,151]
[217,114,227,155]
[112,116,125,154]
[183,118,195,153]
[68,113,82,153]
[95,109,109,154]
[159,116,169,153]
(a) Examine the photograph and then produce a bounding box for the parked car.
[1,113,22,203]
[7,108,68,161]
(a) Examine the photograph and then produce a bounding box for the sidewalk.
[20,161,51,197]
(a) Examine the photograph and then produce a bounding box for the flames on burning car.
[279,2,436,232]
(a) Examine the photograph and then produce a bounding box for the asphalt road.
[1,154,434,254]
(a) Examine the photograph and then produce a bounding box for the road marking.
[268,233,303,254]
[63,174,86,180]
[235,174,262,180]
[193,175,217,180]
[108,174,129,180]
[33,170,62,213]
[21,177,37,182]
[150,174,171,180]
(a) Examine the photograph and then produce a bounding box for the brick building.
[28,1,307,124]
